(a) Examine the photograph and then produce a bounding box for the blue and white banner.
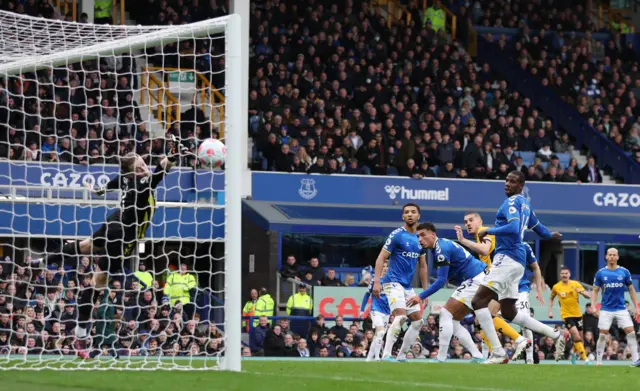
[0,161,225,203]
[252,172,640,212]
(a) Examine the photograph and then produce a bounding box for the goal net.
[0,11,243,371]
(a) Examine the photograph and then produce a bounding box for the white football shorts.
[383,282,421,315]
[598,310,634,330]
[451,272,485,310]
[480,254,525,300]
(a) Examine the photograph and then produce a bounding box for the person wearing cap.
[286,284,312,317]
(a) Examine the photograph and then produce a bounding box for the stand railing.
[141,68,181,128]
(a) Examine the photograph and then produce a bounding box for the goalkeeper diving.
[34,142,190,289]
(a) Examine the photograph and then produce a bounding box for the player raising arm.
[591,248,639,367]
[456,212,530,360]
[359,263,390,362]
[471,171,567,364]
[407,222,486,363]
[372,203,428,362]
[548,267,591,363]
[35,144,188,289]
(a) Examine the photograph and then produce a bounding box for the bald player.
[456,212,530,360]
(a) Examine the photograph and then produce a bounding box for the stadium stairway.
[572,150,617,184]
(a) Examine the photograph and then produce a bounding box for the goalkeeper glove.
[87,183,106,196]
[168,145,193,163]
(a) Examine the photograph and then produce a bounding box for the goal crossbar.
[0,15,232,75]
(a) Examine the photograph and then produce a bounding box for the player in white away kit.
[360,263,390,361]
[372,203,428,362]
[591,248,640,366]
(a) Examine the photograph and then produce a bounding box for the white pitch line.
[247,370,516,391]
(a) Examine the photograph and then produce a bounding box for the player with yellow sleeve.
[548,267,591,364]
[456,212,530,360]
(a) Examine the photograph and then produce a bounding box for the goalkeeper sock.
[573,341,587,361]
[596,334,607,364]
[494,317,522,342]
[626,332,639,362]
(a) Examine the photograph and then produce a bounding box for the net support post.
[221,12,243,373]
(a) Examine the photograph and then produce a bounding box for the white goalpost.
[0,12,243,371]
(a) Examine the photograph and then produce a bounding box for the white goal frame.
[0,14,244,372]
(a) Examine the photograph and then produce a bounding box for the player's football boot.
[553,329,569,361]
[571,353,577,365]
[526,359,534,364]
[432,358,446,363]
[383,356,397,363]
[483,353,509,364]
[470,357,485,364]
[631,359,640,367]
[511,338,531,360]
[396,357,408,363]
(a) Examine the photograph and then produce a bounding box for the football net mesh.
[0,11,241,371]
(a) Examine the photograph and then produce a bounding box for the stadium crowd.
[0,0,618,183]
[0,255,224,357]
[493,27,640,160]
[244,0,611,182]
[248,256,640,360]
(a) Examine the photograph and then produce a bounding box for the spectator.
[329,316,348,341]
[321,268,342,287]
[280,255,300,281]
[263,324,285,357]
[308,315,329,341]
[305,257,324,285]
[561,167,580,183]
[250,316,270,355]
[294,338,310,357]
[283,333,297,357]
[583,304,599,336]
[579,156,603,184]
[301,271,319,287]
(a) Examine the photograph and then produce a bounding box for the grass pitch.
[0,358,637,391]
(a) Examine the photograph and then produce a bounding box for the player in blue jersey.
[372,203,428,362]
[515,243,545,364]
[406,222,486,362]
[591,248,639,366]
[360,262,390,362]
[471,171,566,364]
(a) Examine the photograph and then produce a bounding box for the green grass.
[0,359,638,391]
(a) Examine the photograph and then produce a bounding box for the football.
[198,138,226,168]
